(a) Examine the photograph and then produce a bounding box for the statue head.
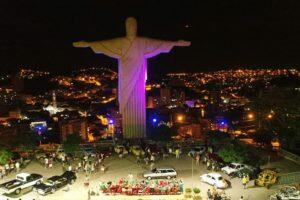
[125,17,137,39]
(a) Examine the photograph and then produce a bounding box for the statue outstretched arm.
[73,38,124,59]
[143,38,191,58]
[73,41,90,48]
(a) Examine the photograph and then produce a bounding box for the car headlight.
[38,189,45,194]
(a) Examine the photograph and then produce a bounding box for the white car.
[221,163,249,175]
[200,173,228,189]
[188,146,205,157]
[143,167,177,179]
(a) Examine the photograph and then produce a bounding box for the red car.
[97,147,113,158]
[145,145,161,155]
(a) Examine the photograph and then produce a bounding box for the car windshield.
[229,164,237,168]
[44,180,54,186]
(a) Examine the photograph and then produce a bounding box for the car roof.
[231,162,242,165]
[207,173,222,177]
[17,173,30,177]
[62,171,75,176]
[156,167,175,170]
[48,176,62,181]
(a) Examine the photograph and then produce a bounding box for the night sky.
[1,0,300,76]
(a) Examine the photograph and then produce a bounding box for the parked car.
[188,146,205,157]
[96,146,113,158]
[200,173,228,189]
[143,167,177,179]
[231,167,261,179]
[255,169,278,188]
[83,147,97,157]
[145,145,161,156]
[129,145,145,157]
[221,163,248,175]
[270,186,300,200]
[60,171,77,182]
[34,171,76,196]
[0,173,43,195]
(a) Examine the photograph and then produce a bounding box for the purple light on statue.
[109,119,114,124]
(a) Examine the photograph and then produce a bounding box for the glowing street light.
[267,114,273,119]
[177,115,184,122]
[247,113,254,120]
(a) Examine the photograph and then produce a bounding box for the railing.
[275,171,300,187]
[279,149,300,165]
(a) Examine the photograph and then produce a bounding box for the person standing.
[5,163,9,174]
[179,179,184,194]
[150,161,155,170]
[195,154,200,165]
[242,175,247,189]
[45,157,49,168]
[68,164,72,172]
[206,160,211,170]
[91,163,95,174]
[175,149,180,159]
[10,162,14,173]
[49,159,53,169]
[15,161,20,172]
[211,162,215,171]
[0,167,3,179]
[207,189,212,200]
[168,147,172,155]
[150,154,155,162]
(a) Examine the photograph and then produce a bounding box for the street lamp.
[177,115,184,122]
[267,114,273,119]
[247,113,254,120]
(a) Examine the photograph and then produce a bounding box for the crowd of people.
[0,157,27,179]
[0,142,255,200]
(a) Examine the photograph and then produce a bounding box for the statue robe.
[89,37,175,138]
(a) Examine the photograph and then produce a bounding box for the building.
[9,109,21,119]
[11,73,24,93]
[59,118,88,141]
[147,96,154,108]
[160,87,171,105]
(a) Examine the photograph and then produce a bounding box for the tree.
[14,132,39,152]
[250,87,300,150]
[218,144,249,164]
[252,129,275,147]
[205,130,231,145]
[148,124,177,142]
[0,147,12,165]
[62,133,83,154]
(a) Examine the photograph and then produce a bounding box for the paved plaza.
[0,154,299,200]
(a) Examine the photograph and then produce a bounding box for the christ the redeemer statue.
[73,17,190,139]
